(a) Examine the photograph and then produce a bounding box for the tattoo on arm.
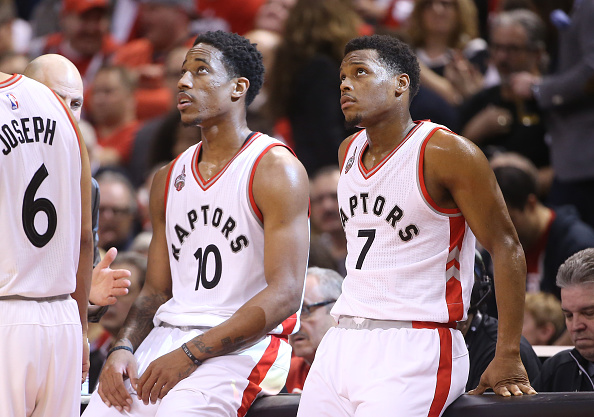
[119,292,169,349]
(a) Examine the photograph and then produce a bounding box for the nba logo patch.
[6,93,18,110]
[344,147,357,174]
[174,165,186,191]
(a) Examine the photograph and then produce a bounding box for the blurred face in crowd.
[421,0,458,37]
[100,260,144,336]
[490,23,538,81]
[310,169,342,235]
[97,180,136,250]
[561,283,594,362]
[90,68,131,126]
[254,0,296,33]
[139,3,187,51]
[289,274,337,365]
[61,8,109,56]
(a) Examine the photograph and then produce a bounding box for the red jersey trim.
[446,216,466,322]
[418,127,461,215]
[427,328,453,417]
[191,132,262,191]
[237,336,282,417]
[164,153,185,215]
[51,90,82,155]
[340,130,364,172]
[357,121,422,179]
[248,142,294,223]
[0,74,21,88]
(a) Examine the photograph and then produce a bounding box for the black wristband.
[181,343,202,366]
[107,345,133,357]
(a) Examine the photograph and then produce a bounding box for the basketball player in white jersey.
[0,70,93,416]
[297,35,536,417]
[83,31,310,417]
[24,54,132,314]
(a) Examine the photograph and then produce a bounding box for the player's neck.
[365,117,415,154]
[0,72,12,83]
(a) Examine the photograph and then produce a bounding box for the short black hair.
[493,165,537,210]
[344,34,420,101]
[193,30,264,106]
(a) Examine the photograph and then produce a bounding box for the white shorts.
[0,297,82,417]
[83,325,291,417]
[297,322,469,417]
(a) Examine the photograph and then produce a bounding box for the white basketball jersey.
[332,121,476,323]
[0,75,82,297]
[155,132,302,335]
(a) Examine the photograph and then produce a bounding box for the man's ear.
[395,73,410,96]
[231,77,250,100]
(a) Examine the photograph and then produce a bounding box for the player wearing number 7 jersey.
[297,35,536,417]
[82,31,310,417]
[0,72,93,416]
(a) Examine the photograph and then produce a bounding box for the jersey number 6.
[22,164,57,248]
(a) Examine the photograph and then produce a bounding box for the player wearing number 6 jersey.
[0,73,93,416]
[297,35,536,417]
[83,31,309,417]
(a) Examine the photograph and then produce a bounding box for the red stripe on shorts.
[427,328,453,417]
[236,336,281,417]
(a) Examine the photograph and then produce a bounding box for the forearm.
[72,230,93,333]
[491,240,526,356]
[187,285,301,361]
[116,289,169,350]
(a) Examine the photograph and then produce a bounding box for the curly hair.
[344,34,421,101]
[267,0,361,120]
[193,30,264,106]
[407,0,479,50]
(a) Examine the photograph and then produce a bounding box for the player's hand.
[136,347,198,405]
[97,347,138,413]
[89,247,131,306]
[469,354,537,396]
[82,332,90,384]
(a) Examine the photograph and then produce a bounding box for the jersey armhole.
[50,90,83,156]
[339,131,363,172]
[417,127,462,216]
[164,153,184,215]
[248,143,296,224]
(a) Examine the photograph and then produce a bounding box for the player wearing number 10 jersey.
[83,31,309,417]
[0,73,93,416]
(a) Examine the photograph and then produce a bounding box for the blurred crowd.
[3,0,594,397]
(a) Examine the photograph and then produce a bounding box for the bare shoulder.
[252,145,309,215]
[149,163,174,213]
[425,129,491,178]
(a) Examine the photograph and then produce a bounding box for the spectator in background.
[128,45,190,188]
[112,0,196,121]
[309,166,347,276]
[533,248,594,392]
[29,0,118,88]
[460,9,551,194]
[267,0,363,174]
[196,0,266,35]
[407,0,487,106]
[0,0,32,56]
[511,0,594,229]
[253,0,296,34]
[286,267,343,393]
[523,292,566,346]
[90,65,141,170]
[491,154,594,299]
[460,251,542,391]
[96,170,139,253]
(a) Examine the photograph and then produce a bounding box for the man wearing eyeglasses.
[460,9,550,189]
[286,267,343,393]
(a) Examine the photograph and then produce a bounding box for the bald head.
[25,54,84,121]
